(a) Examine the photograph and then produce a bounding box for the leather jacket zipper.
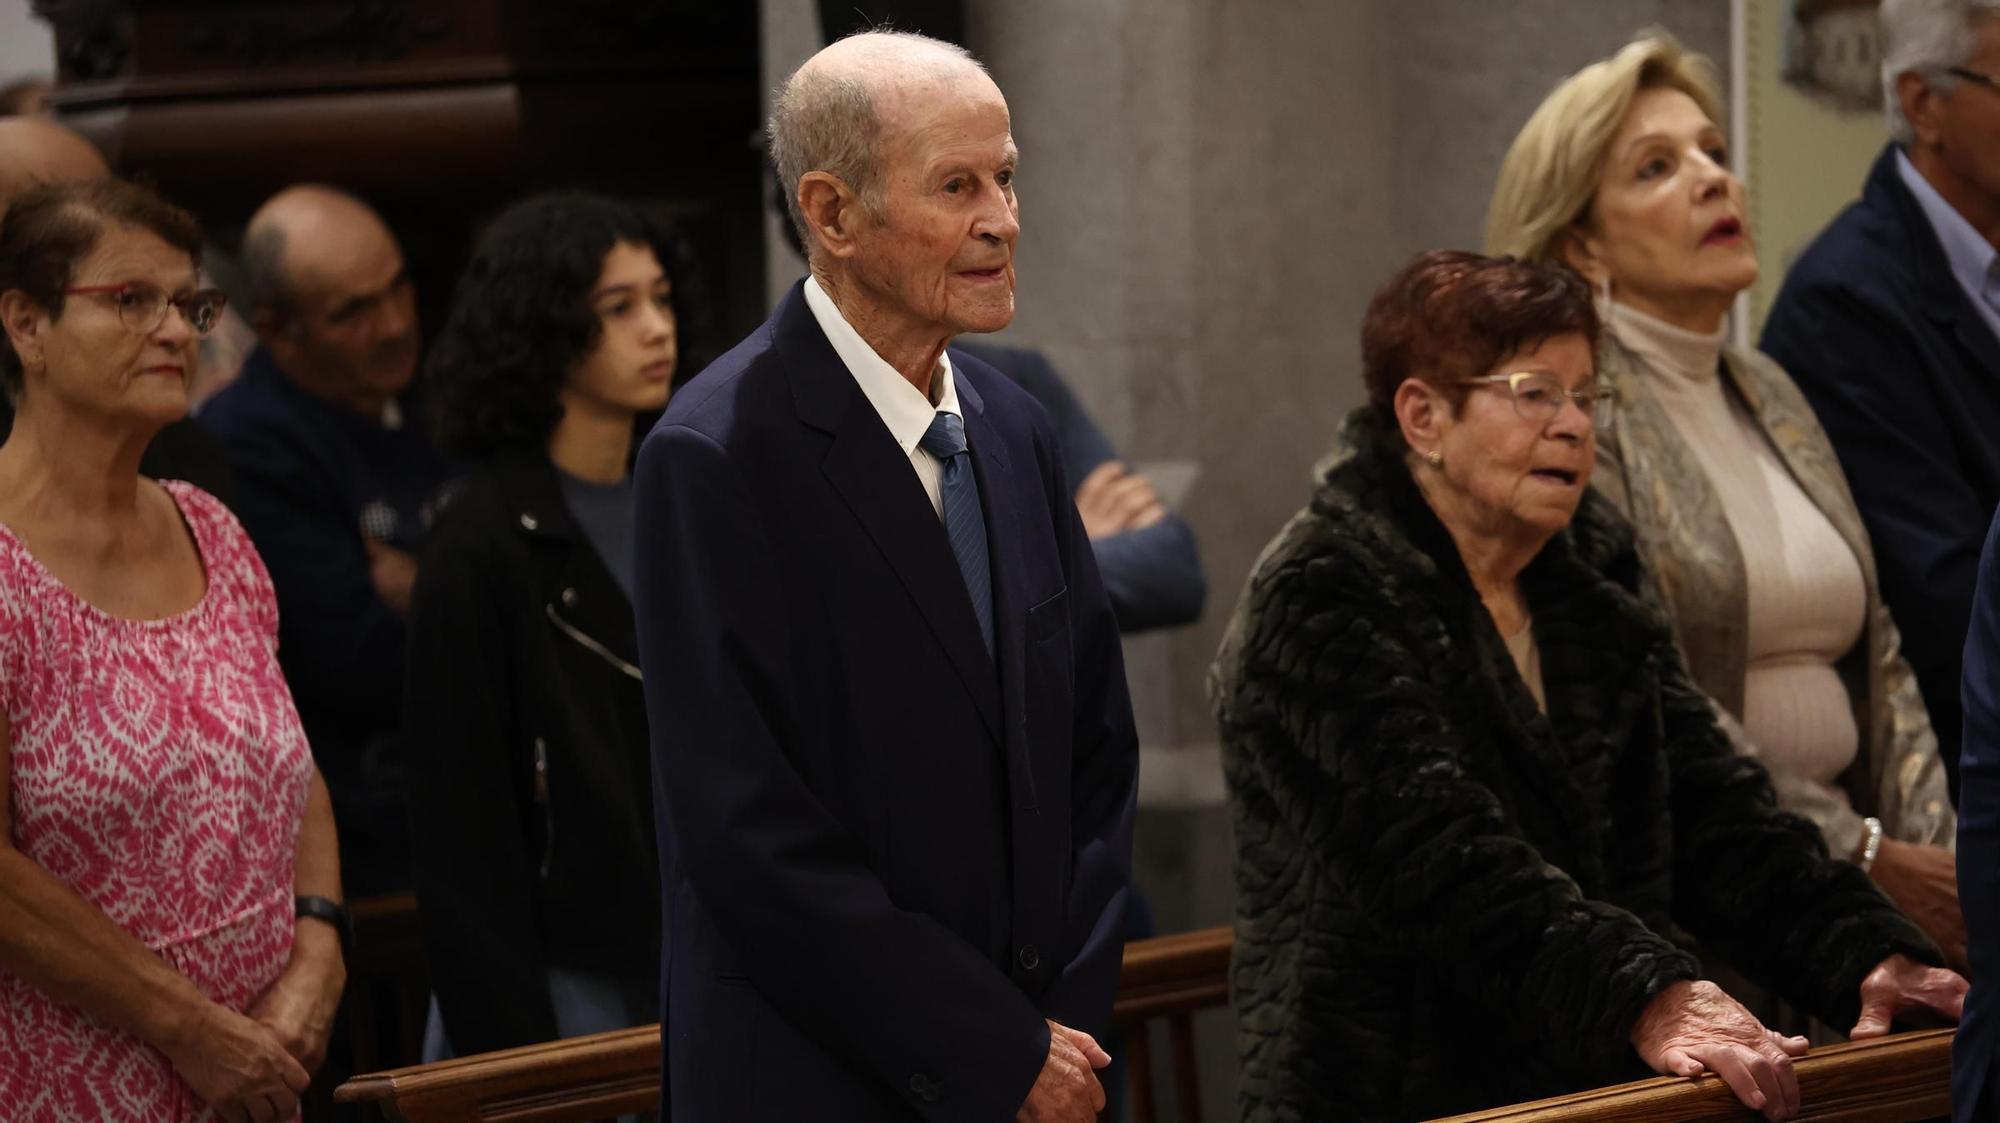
[533,736,554,879]
[545,603,643,681]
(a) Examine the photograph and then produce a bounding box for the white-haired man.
[632,31,1136,1123]
[1762,0,2000,809]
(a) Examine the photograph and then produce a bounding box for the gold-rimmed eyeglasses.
[1459,371,1616,429]
[64,283,228,338]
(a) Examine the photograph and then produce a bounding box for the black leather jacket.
[404,452,659,1055]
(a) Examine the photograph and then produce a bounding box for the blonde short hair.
[1484,32,1725,265]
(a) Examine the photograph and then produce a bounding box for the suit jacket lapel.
[959,376,1039,810]
[776,284,1003,744]
[1878,147,2000,391]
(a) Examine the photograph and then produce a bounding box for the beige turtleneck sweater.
[1609,302,1866,786]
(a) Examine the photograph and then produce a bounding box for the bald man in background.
[0,117,237,501]
[201,184,445,895]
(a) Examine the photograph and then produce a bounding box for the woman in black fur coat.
[1209,251,1965,1122]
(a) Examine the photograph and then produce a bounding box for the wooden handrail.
[333,1024,660,1123]
[1430,1027,1954,1123]
[338,926,1953,1123]
[1112,924,1233,1024]
[336,925,1237,1122]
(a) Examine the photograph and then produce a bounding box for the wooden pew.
[1111,925,1233,1123]
[338,925,1948,1123]
[336,925,1236,1122]
[345,894,430,1074]
[335,1025,658,1123]
[1432,1026,1954,1122]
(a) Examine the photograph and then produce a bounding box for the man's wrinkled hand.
[1850,953,1965,1039]
[1631,979,1808,1121]
[1015,1020,1110,1123]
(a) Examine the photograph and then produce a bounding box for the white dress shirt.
[803,276,961,519]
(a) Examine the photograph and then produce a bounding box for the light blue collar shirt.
[1896,146,2000,346]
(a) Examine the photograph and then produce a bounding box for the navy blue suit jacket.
[632,282,1138,1122]
[1956,510,2000,1120]
[1761,144,2000,803]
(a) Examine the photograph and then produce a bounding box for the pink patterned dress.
[0,482,314,1122]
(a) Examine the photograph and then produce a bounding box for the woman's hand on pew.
[1849,953,1967,1039]
[1631,978,1809,1121]
[247,914,347,1075]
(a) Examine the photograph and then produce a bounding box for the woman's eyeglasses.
[63,283,228,338]
[1460,371,1617,429]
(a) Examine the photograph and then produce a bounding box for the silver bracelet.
[1858,815,1885,873]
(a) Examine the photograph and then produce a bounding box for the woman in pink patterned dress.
[0,180,345,1122]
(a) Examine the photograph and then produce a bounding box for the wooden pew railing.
[1109,925,1233,1122]
[1433,1027,1954,1122]
[336,925,1235,1123]
[335,925,1951,1123]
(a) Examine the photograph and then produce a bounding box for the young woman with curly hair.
[405,192,677,1057]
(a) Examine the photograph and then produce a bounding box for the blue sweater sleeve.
[956,342,1206,632]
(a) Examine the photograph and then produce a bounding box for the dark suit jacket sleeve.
[1763,284,1981,795]
[1656,623,1940,1029]
[1037,430,1140,1034]
[1956,507,2000,1099]
[403,507,560,1053]
[634,423,1051,1122]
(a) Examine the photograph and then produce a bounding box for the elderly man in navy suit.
[632,30,1137,1123]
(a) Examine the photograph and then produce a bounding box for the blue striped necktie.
[919,410,993,657]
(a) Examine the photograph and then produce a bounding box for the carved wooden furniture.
[31,0,766,363]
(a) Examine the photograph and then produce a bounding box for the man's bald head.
[242,185,398,322]
[242,184,419,412]
[0,118,109,216]
[768,31,993,256]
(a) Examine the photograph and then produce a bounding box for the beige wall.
[0,0,54,88]
[1743,0,1888,332]
[970,0,1729,779]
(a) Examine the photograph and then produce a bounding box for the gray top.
[558,469,636,602]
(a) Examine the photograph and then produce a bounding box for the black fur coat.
[1209,409,1937,1122]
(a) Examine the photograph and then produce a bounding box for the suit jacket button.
[909,1074,939,1102]
[1018,944,1040,970]
[561,587,577,606]
[519,513,539,531]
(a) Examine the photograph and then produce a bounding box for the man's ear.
[1898,70,1946,149]
[0,290,47,373]
[798,171,864,262]
[1393,377,1448,459]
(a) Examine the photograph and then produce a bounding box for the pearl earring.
[1425,449,1443,467]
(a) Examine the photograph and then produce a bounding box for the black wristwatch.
[295,895,354,960]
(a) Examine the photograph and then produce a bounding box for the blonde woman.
[1487,32,1962,970]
